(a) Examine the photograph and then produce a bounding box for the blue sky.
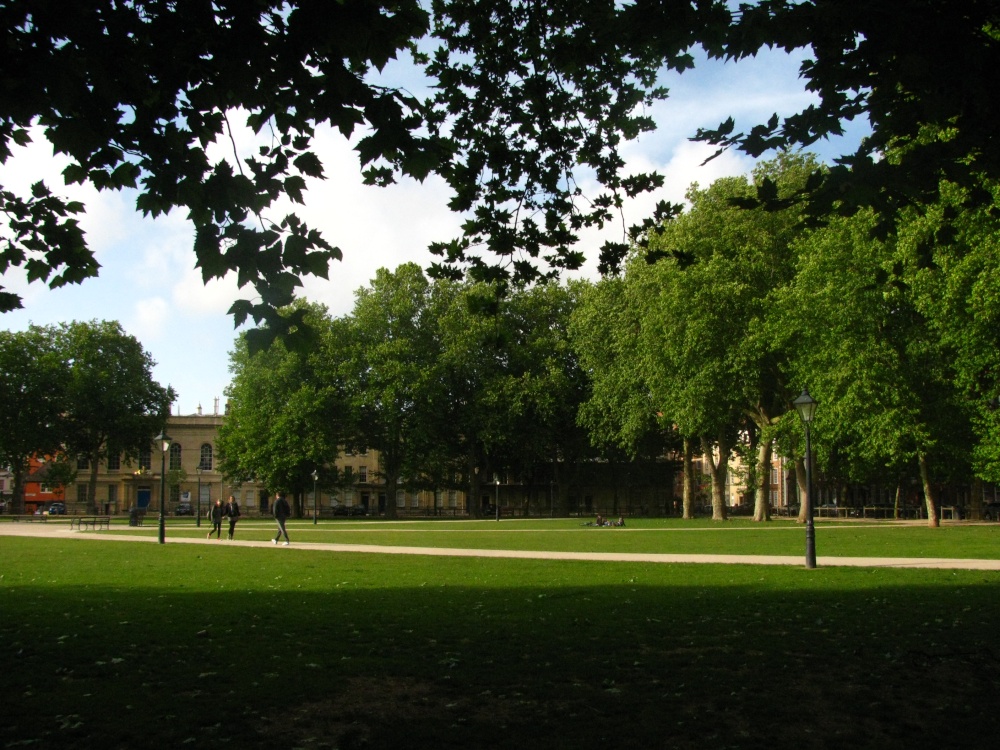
[1,46,867,415]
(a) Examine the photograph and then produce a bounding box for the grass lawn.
[105,515,1000,559]
[2,525,999,749]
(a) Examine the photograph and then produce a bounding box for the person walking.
[272,491,291,546]
[207,499,224,539]
[225,495,241,540]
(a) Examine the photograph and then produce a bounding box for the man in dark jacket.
[272,492,291,546]
[225,495,241,540]
[207,499,224,539]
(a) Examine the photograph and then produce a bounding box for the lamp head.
[156,431,172,453]
[793,389,818,424]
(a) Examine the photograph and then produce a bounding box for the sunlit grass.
[90,515,1000,559]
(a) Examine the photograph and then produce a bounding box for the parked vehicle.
[175,502,193,516]
[983,501,1000,521]
[46,502,66,515]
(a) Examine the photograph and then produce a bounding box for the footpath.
[3,521,1000,570]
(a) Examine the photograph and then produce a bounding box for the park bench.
[71,516,112,531]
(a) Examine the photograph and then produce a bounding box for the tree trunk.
[702,436,729,521]
[753,438,772,522]
[918,453,939,528]
[682,438,695,519]
[894,481,902,519]
[384,471,399,519]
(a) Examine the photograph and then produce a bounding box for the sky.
[0,46,868,416]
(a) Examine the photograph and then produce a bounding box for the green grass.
[95,515,1000,559]
[3,530,1000,749]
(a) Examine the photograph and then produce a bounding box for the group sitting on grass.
[584,514,626,528]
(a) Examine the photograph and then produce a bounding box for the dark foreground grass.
[2,536,999,750]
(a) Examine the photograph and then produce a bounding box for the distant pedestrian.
[207,499,224,539]
[225,495,241,540]
[272,492,291,546]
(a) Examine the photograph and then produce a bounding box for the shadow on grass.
[1,541,998,749]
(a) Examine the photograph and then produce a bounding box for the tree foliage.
[0,320,172,512]
[218,301,344,516]
[5,1,996,345]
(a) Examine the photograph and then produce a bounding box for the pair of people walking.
[206,496,241,540]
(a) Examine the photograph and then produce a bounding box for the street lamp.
[312,469,319,525]
[793,388,818,569]
[156,431,172,544]
[495,477,500,522]
[196,464,202,528]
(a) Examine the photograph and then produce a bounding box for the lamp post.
[312,469,318,525]
[195,465,202,527]
[793,389,818,569]
[156,431,172,544]
[495,477,500,522]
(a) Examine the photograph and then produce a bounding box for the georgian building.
[61,405,468,517]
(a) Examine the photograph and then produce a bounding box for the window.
[107,453,120,471]
[358,467,367,483]
[170,485,181,503]
[108,485,118,505]
[449,490,458,508]
[138,449,151,471]
[199,444,213,471]
[77,483,90,503]
[396,490,405,508]
[77,456,89,470]
[169,443,182,471]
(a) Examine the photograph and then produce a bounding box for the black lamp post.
[157,431,172,544]
[312,469,318,525]
[495,477,500,522]
[195,465,202,527]
[793,389,818,568]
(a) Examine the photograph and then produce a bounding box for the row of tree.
[217,264,609,518]
[0,321,173,513]
[218,152,1000,526]
[579,151,1000,527]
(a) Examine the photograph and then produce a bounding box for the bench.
[71,516,112,531]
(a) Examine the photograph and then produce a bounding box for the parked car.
[982,501,1000,521]
[46,502,67,515]
[175,502,193,516]
[332,504,367,516]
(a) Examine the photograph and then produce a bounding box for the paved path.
[3,522,1000,570]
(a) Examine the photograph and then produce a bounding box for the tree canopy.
[4,1,997,344]
[0,320,173,512]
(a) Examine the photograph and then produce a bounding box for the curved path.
[4,521,1000,570]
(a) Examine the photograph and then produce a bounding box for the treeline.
[218,153,1000,525]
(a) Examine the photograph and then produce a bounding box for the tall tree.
[57,320,174,512]
[633,154,816,521]
[0,326,66,513]
[218,302,344,517]
[340,263,444,519]
[779,209,972,527]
